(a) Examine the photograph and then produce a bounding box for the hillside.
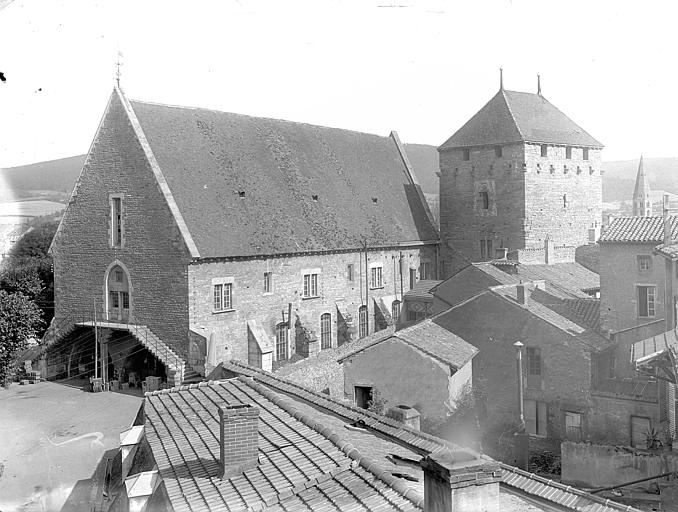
[602,157,678,202]
[0,154,85,194]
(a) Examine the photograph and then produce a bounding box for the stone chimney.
[386,404,421,430]
[664,194,672,245]
[219,404,259,478]
[516,282,527,306]
[494,247,508,260]
[421,450,503,512]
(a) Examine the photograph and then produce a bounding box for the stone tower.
[438,75,604,276]
[632,155,652,217]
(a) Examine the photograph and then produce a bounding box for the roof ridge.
[500,89,526,141]
[238,376,425,508]
[144,378,227,397]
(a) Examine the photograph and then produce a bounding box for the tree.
[0,290,43,385]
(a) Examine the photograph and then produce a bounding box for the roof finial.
[537,73,541,96]
[115,50,123,88]
[500,67,504,91]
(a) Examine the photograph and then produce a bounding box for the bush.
[529,449,561,475]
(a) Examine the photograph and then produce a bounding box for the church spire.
[632,155,652,217]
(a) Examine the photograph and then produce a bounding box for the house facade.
[48,87,438,384]
[438,81,603,276]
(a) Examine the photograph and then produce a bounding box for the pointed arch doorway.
[105,263,131,323]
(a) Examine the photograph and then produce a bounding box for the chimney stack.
[219,404,259,478]
[516,282,527,306]
[386,404,421,431]
[663,194,672,245]
[544,235,555,265]
[421,450,502,512]
[494,247,508,260]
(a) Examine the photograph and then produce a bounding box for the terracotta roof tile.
[599,216,678,243]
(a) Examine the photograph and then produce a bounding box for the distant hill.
[602,157,678,202]
[0,154,85,193]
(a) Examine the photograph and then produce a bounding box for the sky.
[0,0,676,168]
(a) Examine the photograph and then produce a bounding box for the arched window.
[275,323,288,361]
[391,300,401,324]
[106,264,130,322]
[320,313,332,350]
[358,306,368,339]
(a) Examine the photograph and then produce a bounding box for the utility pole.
[363,239,369,337]
[94,298,98,380]
[514,341,525,431]
[513,340,529,470]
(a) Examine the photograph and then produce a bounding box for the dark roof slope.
[129,100,438,257]
[403,143,439,194]
[439,90,602,150]
[599,216,678,243]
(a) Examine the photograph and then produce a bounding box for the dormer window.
[462,148,470,161]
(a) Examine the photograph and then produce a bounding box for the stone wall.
[52,91,192,355]
[188,247,432,365]
[562,441,678,488]
[588,392,661,446]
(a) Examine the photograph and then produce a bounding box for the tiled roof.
[599,216,678,243]
[631,328,678,363]
[562,298,602,333]
[510,262,599,300]
[338,318,478,370]
[404,280,442,300]
[439,89,602,150]
[128,98,438,258]
[655,242,678,260]
[216,362,640,512]
[143,377,422,511]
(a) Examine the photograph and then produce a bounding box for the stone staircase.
[127,325,186,386]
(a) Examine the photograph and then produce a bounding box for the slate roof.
[599,216,678,243]
[127,98,438,258]
[337,318,478,370]
[439,89,602,150]
[403,279,442,301]
[211,361,639,512]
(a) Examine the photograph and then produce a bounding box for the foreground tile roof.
[403,280,442,300]
[337,319,478,370]
[127,98,438,258]
[599,216,678,243]
[655,241,678,260]
[439,89,602,149]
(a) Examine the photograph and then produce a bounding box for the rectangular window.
[111,197,122,247]
[564,412,582,441]
[409,268,417,290]
[479,191,489,210]
[391,301,400,324]
[494,146,502,158]
[524,400,547,437]
[121,291,129,310]
[583,148,589,160]
[540,144,548,157]
[462,148,470,161]
[213,283,233,312]
[275,324,288,361]
[109,291,119,309]
[480,239,493,261]
[320,313,332,350]
[419,261,431,280]
[347,264,354,282]
[563,194,568,208]
[637,285,656,317]
[370,266,383,288]
[359,306,368,339]
[263,272,272,293]
[114,270,123,283]
[303,273,319,297]
[608,353,616,379]
[637,255,652,272]
[526,347,542,390]
[566,146,572,159]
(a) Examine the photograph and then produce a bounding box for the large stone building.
[438,80,603,275]
[47,87,438,384]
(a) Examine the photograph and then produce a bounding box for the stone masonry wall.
[52,92,192,355]
[188,246,433,365]
[439,143,526,277]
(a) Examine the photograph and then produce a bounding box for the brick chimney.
[421,450,503,512]
[516,282,527,306]
[664,194,672,245]
[219,404,259,478]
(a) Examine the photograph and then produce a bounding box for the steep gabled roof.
[439,89,602,150]
[599,216,678,243]
[126,98,438,258]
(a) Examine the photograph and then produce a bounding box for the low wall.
[562,441,678,488]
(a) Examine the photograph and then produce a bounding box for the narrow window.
[275,323,288,360]
[524,400,547,437]
[638,286,656,317]
[462,148,470,161]
[111,197,122,247]
[114,270,123,283]
[563,194,568,208]
[526,347,542,389]
[320,313,332,349]
[540,144,548,157]
[566,146,572,159]
[583,148,589,160]
[391,300,401,324]
[263,272,272,293]
[370,266,383,288]
[347,264,354,282]
[409,268,417,290]
[419,261,430,280]
[564,412,582,441]
[358,305,368,338]
[121,291,130,310]
[608,353,616,379]
[303,273,319,297]
[213,283,223,311]
[223,284,232,310]
[494,146,502,158]
[637,255,652,272]
[479,190,489,210]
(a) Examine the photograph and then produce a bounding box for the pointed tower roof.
[439,89,603,150]
[632,156,652,217]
